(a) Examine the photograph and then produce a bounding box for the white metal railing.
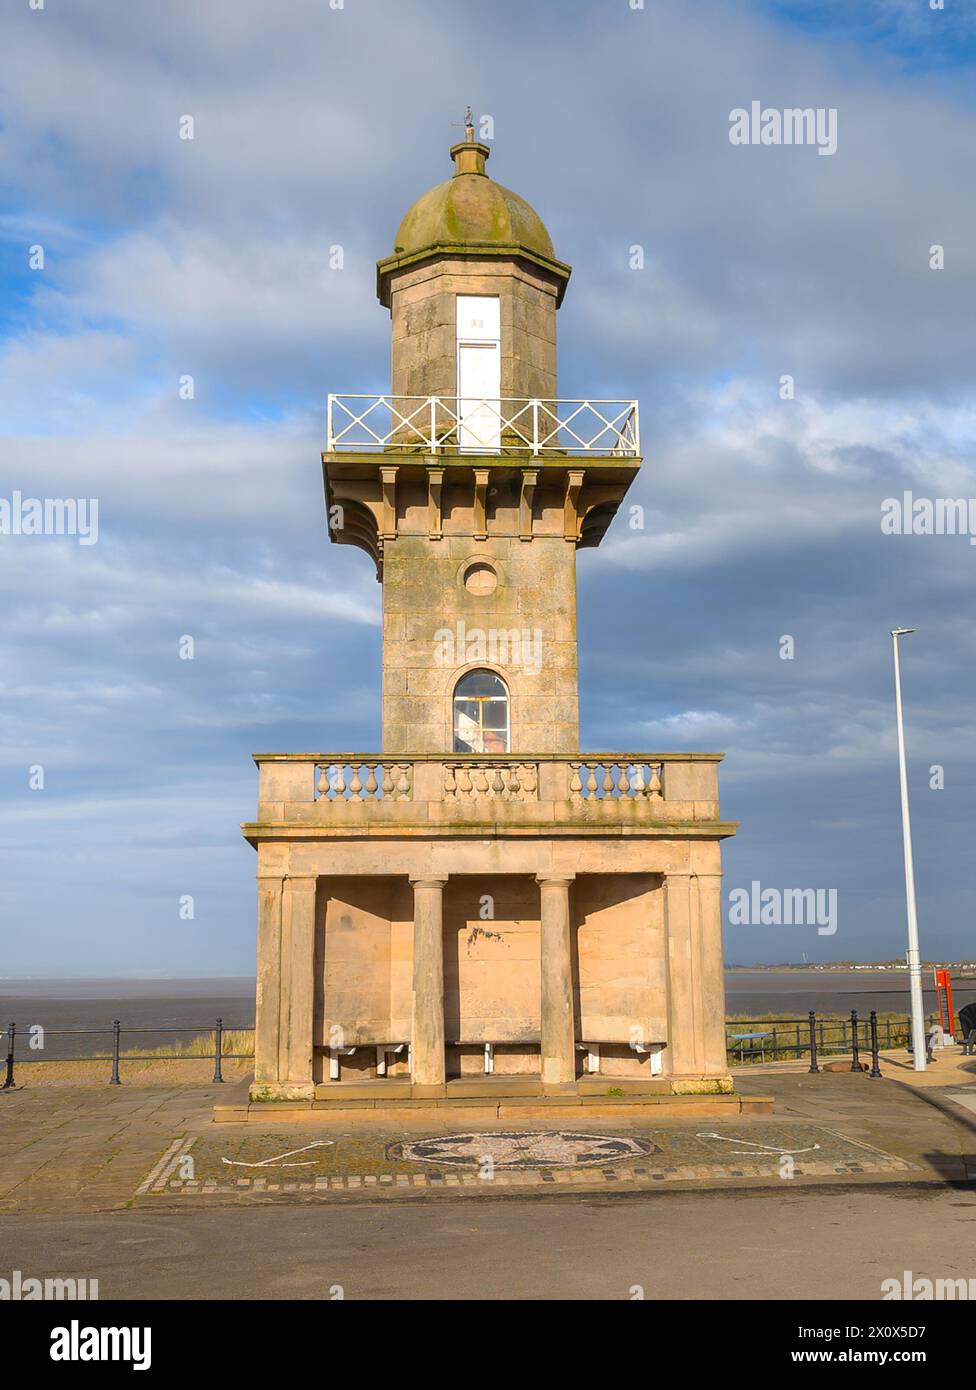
[326,395,640,457]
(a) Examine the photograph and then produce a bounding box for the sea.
[0,978,256,1060]
[1,971,973,1060]
[724,969,976,1021]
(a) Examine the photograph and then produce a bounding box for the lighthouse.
[244,123,737,1108]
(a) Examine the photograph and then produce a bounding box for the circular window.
[463,561,498,596]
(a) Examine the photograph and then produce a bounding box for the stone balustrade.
[315,761,414,801]
[443,761,539,802]
[570,760,662,802]
[250,753,728,836]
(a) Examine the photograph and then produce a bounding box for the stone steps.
[214,1089,773,1122]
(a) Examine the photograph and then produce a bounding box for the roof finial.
[449,107,490,177]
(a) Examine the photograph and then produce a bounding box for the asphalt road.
[4,1183,976,1301]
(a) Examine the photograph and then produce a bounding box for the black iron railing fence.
[1,1008,952,1087]
[725,1009,946,1074]
[0,1018,255,1088]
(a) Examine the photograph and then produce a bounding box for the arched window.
[452,670,510,753]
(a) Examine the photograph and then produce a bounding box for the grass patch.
[119,1028,255,1060]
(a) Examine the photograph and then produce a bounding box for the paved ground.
[877,1046,976,1089]
[142,1119,914,1198]
[2,1066,975,1300]
[4,1184,976,1300]
[1,1069,974,1213]
[0,1083,222,1213]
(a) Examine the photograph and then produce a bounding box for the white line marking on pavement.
[696,1132,821,1156]
[221,1140,335,1168]
[135,1137,187,1195]
[152,1136,197,1191]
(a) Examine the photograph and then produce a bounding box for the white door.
[457,296,500,450]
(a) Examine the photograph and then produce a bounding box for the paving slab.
[0,1068,972,1215]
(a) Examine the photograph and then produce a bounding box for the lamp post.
[891,627,926,1072]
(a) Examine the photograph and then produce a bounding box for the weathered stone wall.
[313,876,412,1057]
[307,869,679,1082]
[443,876,540,1059]
[388,257,559,403]
[253,799,730,1096]
[573,874,668,1078]
[382,530,579,753]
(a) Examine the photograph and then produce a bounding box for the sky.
[1,0,974,975]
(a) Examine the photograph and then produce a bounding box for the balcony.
[326,394,640,457]
[244,753,735,843]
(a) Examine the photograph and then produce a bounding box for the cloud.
[1,0,974,970]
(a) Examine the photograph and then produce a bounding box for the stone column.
[663,871,729,1081]
[663,872,701,1077]
[410,877,448,1090]
[696,873,729,1077]
[537,874,576,1088]
[281,874,318,1097]
[253,873,284,1088]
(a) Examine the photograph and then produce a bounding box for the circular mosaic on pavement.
[387,1131,657,1170]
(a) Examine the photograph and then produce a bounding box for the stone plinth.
[244,752,736,1104]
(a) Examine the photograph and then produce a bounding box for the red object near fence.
[934,968,956,1037]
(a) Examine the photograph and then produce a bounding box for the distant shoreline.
[727,963,976,970]
[2,965,974,1001]
[0,977,256,999]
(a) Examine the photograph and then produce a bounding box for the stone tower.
[325,121,638,756]
[244,125,737,1110]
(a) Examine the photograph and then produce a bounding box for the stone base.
[247,1075,735,1104]
[249,1082,316,1103]
[670,1075,735,1096]
[227,1075,767,1121]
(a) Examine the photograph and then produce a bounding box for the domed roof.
[377,134,571,307]
[393,151,555,261]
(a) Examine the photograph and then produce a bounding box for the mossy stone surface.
[394,171,555,261]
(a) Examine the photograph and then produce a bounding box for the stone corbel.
[426,463,444,540]
[473,468,490,541]
[380,466,398,541]
[519,469,538,541]
[563,468,585,542]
